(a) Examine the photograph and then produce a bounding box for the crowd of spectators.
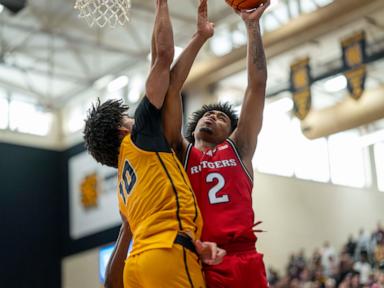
[268,222,384,288]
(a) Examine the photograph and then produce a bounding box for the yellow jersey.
[117,98,202,257]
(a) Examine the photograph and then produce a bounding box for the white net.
[74,0,131,28]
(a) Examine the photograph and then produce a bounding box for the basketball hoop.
[74,0,131,28]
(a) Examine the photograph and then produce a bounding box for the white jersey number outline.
[206,172,230,204]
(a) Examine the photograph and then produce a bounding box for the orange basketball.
[225,0,268,10]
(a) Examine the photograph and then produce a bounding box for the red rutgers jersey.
[184,138,257,247]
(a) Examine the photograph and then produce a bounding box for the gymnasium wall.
[254,172,384,273]
[0,141,121,288]
[0,115,62,150]
[60,143,120,257]
[61,171,384,287]
[62,247,102,288]
[0,142,62,288]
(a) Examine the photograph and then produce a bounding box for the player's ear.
[118,126,130,136]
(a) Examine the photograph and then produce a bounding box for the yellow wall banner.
[69,151,120,239]
[341,31,367,100]
[290,57,312,120]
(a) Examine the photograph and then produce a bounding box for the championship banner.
[69,151,120,239]
[341,31,367,100]
[290,57,312,120]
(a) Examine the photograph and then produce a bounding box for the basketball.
[225,0,268,10]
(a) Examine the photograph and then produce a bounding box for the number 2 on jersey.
[206,172,230,204]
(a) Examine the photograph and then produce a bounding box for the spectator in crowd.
[372,222,384,247]
[287,250,307,279]
[298,267,312,288]
[327,255,339,278]
[350,271,361,288]
[268,223,384,288]
[356,228,371,260]
[337,249,354,285]
[310,248,323,272]
[296,249,307,272]
[267,267,280,286]
[375,241,384,268]
[377,263,384,287]
[321,241,337,276]
[345,234,357,258]
[353,250,372,285]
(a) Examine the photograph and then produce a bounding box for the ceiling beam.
[2,22,142,56]
[3,61,88,83]
[132,1,196,24]
[302,86,384,139]
[0,78,48,104]
[185,0,384,89]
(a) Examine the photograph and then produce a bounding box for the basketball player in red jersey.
[162,1,270,287]
[102,1,225,288]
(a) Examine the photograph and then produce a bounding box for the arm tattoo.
[247,22,266,70]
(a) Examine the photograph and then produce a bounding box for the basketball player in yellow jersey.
[84,1,224,287]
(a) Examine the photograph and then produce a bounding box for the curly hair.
[83,99,129,168]
[185,102,238,143]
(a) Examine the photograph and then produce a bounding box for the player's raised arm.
[162,0,214,159]
[145,0,174,109]
[230,1,270,170]
[104,215,132,288]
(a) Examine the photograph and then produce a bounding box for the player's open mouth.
[200,127,213,134]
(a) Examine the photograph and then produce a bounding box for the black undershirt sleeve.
[131,96,171,152]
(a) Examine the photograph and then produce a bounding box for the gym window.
[9,97,53,136]
[328,130,370,188]
[0,94,8,130]
[374,142,384,192]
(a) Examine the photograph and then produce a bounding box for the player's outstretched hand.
[235,0,270,23]
[194,240,226,265]
[197,0,215,40]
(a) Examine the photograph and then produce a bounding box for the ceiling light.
[232,30,246,47]
[128,75,145,103]
[210,29,232,56]
[93,75,114,90]
[270,0,280,10]
[360,129,384,147]
[107,76,129,93]
[324,75,347,93]
[267,97,294,113]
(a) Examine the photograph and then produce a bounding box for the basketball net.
[74,0,131,28]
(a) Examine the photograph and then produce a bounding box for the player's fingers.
[198,0,207,17]
[205,259,214,265]
[217,247,226,258]
[194,239,204,254]
[203,0,209,20]
[207,242,217,260]
[233,8,241,15]
[198,0,203,15]
[259,1,270,13]
[255,1,270,16]
[198,0,207,13]
[214,248,226,264]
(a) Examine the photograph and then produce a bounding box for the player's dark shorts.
[204,242,268,288]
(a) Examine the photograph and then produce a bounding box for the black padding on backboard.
[0,0,27,14]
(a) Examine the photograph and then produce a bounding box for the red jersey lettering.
[184,139,256,246]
